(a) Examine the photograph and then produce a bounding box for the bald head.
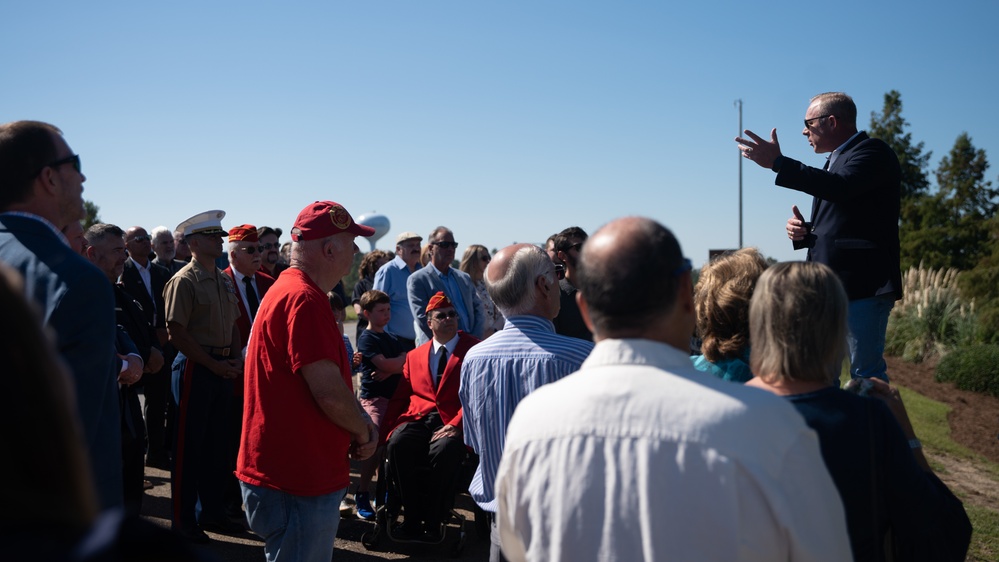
[485,243,559,318]
[576,217,693,345]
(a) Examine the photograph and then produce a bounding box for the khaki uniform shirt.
[164,259,240,348]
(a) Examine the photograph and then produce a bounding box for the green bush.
[886,265,980,362]
[935,344,999,398]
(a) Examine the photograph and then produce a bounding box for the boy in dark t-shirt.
[353,290,407,519]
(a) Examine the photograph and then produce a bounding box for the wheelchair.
[360,449,484,556]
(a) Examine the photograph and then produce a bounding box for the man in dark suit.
[407,226,484,345]
[385,292,480,541]
[85,222,167,514]
[151,226,188,276]
[123,225,174,467]
[0,120,123,509]
[736,92,902,382]
[221,223,274,518]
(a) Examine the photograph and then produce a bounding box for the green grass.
[895,383,999,559]
[899,385,999,480]
[966,504,999,561]
[840,362,999,557]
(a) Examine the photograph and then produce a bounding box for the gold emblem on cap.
[329,205,352,229]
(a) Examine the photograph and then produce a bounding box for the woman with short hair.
[746,261,971,562]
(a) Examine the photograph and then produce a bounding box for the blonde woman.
[746,262,971,562]
[459,244,504,338]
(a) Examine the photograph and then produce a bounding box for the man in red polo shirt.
[237,201,377,561]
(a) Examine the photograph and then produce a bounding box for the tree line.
[870,90,999,341]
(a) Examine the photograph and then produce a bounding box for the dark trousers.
[386,413,466,526]
[143,362,172,465]
[120,385,146,516]
[171,354,233,530]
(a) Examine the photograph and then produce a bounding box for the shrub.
[935,344,999,398]
[885,264,979,362]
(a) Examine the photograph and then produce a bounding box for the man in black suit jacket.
[86,223,166,514]
[123,225,174,467]
[736,92,901,382]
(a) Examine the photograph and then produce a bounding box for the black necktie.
[242,276,259,319]
[435,347,448,389]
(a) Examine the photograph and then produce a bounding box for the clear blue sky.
[4,1,997,267]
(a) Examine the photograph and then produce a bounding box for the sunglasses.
[128,235,150,243]
[237,246,264,254]
[432,310,459,321]
[42,154,82,175]
[431,241,459,250]
[260,242,281,251]
[480,254,491,263]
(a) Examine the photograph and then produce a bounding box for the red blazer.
[224,267,275,345]
[385,331,480,439]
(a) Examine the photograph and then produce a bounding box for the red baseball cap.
[290,201,375,241]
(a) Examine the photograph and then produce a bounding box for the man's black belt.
[203,345,231,357]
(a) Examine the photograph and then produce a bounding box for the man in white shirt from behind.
[496,216,851,562]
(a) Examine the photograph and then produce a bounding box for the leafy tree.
[83,200,101,229]
[903,133,998,270]
[869,91,935,271]
[868,90,932,201]
[959,214,999,343]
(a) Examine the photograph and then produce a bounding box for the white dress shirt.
[496,338,851,562]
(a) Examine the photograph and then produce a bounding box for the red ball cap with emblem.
[426,291,453,313]
[228,224,259,242]
[291,201,376,241]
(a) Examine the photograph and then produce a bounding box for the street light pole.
[735,99,743,248]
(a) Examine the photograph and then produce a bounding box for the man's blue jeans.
[847,294,895,382]
[240,481,346,562]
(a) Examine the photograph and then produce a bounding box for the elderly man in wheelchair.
[380,292,481,542]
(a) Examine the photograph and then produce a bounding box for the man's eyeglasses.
[803,115,832,128]
[260,242,281,251]
[553,263,566,280]
[432,310,459,321]
[432,241,459,250]
[237,246,263,254]
[128,235,150,243]
[672,258,692,277]
[43,154,82,175]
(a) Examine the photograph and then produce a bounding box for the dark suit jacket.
[776,132,902,301]
[223,267,275,345]
[152,256,188,277]
[0,214,122,509]
[114,284,161,365]
[121,258,171,330]
[407,264,484,345]
[385,332,480,439]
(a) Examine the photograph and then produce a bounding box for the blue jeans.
[240,482,346,562]
[847,294,895,382]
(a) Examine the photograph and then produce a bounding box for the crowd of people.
[0,90,974,562]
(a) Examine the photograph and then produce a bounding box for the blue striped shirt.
[459,314,594,511]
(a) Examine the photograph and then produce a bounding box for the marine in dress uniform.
[163,210,243,543]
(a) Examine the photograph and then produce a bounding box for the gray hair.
[151,226,173,242]
[749,261,848,384]
[486,245,553,316]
